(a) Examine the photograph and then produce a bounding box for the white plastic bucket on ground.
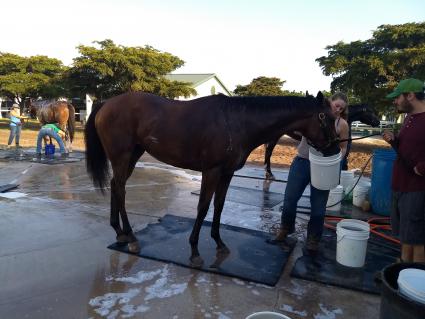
[340,170,355,195]
[245,312,291,319]
[398,268,425,305]
[353,181,370,207]
[326,185,344,211]
[336,219,370,267]
[309,148,342,190]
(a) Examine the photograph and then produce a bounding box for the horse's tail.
[67,103,76,142]
[84,101,109,192]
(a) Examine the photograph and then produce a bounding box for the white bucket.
[326,185,344,211]
[336,219,370,267]
[340,170,355,195]
[245,312,291,319]
[309,148,342,190]
[398,268,425,305]
[353,182,370,207]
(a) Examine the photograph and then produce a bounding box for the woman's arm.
[338,119,349,157]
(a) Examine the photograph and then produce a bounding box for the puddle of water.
[89,265,189,318]
[0,191,27,199]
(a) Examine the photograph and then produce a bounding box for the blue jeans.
[281,156,330,239]
[8,124,21,145]
[36,128,66,154]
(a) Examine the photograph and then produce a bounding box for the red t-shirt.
[391,112,425,192]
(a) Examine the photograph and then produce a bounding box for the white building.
[165,73,232,100]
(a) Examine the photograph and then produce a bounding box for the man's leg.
[397,191,425,262]
[413,245,425,262]
[401,244,413,262]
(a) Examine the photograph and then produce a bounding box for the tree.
[316,22,425,115]
[65,39,196,100]
[0,53,66,106]
[234,76,305,97]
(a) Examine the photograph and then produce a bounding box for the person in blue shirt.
[7,104,27,148]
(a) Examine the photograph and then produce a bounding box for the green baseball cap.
[386,78,424,99]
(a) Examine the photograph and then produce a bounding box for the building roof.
[165,73,232,96]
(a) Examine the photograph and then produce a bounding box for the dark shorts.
[391,191,425,245]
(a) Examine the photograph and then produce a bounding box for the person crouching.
[36,123,69,158]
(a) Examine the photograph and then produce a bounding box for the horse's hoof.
[265,173,275,180]
[116,234,130,244]
[189,256,204,268]
[128,241,141,253]
[216,245,230,255]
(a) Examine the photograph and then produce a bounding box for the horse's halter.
[307,112,339,153]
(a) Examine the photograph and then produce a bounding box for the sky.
[1,0,424,94]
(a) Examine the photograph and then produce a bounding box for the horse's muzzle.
[321,143,340,156]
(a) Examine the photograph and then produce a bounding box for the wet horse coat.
[84,92,339,266]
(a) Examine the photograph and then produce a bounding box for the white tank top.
[297,118,342,159]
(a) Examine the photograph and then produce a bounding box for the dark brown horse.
[30,101,76,144]
[263,103,381,179]
[84,91,339,267]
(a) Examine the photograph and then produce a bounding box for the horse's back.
[95,92,230,169]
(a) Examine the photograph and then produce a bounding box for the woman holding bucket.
[270,92,349,253]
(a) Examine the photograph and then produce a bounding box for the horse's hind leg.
[110,176,126,242]
[189,167,221,267]
[211,172,233,254]
[110,148,144,253]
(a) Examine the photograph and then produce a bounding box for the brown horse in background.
[84,91,340,267]
[30,101,76,144]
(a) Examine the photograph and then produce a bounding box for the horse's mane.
[219,95,322,114]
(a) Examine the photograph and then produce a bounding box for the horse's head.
[302,92,340,156]
[351,104,380,127]
[29,104,38,119]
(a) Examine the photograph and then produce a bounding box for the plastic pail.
[380,263,425,319]
[370,149,396,216]
[336,219,370,267]
[45,143,55,157]
[398,269,425,305]
[326,185,344,211]
[245,312,291,319]
[353,181,370,207]
[340,170,355,195]
[309,148,342,190]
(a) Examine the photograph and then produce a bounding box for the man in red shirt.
[383,78,425,263]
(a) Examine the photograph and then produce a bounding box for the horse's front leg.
[189,169,220,267]
[111,160,140,253]
[211,173,233,254]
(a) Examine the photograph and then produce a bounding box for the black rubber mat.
[108,214,296,286]
[191,185,283,209]
[0,184,19,193]
[290,228,399,294]
[0,150,81,165]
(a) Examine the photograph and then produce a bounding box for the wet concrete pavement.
[0,149,380,319]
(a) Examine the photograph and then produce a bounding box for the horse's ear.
[316,91,324,103]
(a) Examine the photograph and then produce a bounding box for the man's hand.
[382,130,394,143]
[414,166,423,176]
